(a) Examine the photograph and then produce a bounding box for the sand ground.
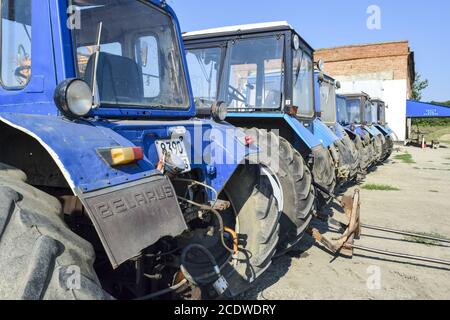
[242,144,450,300]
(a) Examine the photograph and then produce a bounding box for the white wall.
[336,76,407,141]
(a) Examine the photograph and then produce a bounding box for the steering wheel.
[227,85,247,105]
[15,45,31,84]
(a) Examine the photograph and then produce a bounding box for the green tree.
[411,72,429,101]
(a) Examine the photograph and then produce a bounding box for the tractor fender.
[333,123,346,140]
[311,119,340,148]
[282,115,323,150]
[0,113,158,193]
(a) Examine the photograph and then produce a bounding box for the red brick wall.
[314,41,414,96]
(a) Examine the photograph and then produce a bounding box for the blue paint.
[310,119,339,148]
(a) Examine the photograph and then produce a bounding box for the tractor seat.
[84,52,144,104]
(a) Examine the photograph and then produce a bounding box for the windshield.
[219,36,284,110]
[293,49,314,117]
[71,0,189,109]
[186,47,221,110]
[364,101,373,124]
[347,98,362,124]
[336,96,349,124]
[319,81,336,123]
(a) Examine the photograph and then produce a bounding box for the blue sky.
[170,0,449,102]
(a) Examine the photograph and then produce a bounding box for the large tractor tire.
[381,134,394,162]
[244,128,315,252]
[330,140,351,186]
[218,163,281,296]
[310,145,336,214]
[352,135,370,178]
[339,134,360,181]
[372,135,384,164]
[0,163,108,300]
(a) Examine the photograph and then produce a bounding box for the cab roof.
[183,21,314,53]
[183,21,293,38]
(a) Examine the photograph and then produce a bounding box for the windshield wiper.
[91,21,103,108]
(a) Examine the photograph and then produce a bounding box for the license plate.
[155,137,191,173]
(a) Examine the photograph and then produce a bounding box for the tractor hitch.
[308,189,361,257]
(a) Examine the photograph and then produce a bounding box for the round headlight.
[293,34,300,50]
[211,101,228,122]
[54,78,93,118]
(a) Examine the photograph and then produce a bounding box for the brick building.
[315,41,415,141]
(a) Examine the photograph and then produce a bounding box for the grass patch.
[394,153,415,164]
[362,184,400,191]
[404,231,450,246]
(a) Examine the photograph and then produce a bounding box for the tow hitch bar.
[308,186,450,267]
[308,189,361,257]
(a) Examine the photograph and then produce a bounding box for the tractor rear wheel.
[311,145,337,214]
[352,135,370,178]
[244,128,315,252]
[0,163,108,300]
[219,163,281,296]
[340,134,360,181]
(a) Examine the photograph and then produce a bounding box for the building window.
[1,0,32,89]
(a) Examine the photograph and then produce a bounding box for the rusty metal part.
[308,189,361,257]
[212,199,231,211]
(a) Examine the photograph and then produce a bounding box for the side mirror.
[315,59,325,71]
[335,81,341,90]
[54,78,93,118]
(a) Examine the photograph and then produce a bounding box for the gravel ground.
[241,144,450,300]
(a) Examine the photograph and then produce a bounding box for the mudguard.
[310,119,340,148]
[227,113,323,150]
[332,123,346,140]
[364,125,383,138]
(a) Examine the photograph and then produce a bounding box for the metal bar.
[349,244,450,266]
[361,223,450,244]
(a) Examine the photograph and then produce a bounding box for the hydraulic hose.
[180,244,221,286]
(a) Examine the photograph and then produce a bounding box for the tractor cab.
[372,98,395,160]
[372,98,395,135]
[184,22,338,211]
[314,71,360,181]
[342,93,386,163]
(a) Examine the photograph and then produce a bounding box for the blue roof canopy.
[407,100,450,118]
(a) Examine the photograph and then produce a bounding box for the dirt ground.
[242,144,450,300]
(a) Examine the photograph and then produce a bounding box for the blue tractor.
[341,93,386,166]
[0,0,284,299]
[184,22,339,229]
[371,98,395,161]
[336,94,372,175]
[314,71,361,182]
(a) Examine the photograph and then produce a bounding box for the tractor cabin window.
[1,0,32,89]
